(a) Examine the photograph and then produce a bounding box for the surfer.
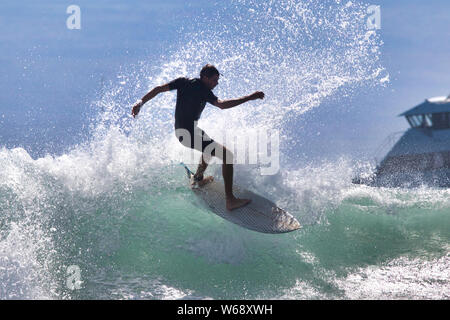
[131,64,265,210]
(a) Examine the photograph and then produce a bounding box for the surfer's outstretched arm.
[213,91,264,110]
[131,84,170,118]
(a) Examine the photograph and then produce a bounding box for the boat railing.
[373,131,405,166]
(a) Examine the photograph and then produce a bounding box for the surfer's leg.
[216,145,251,211]
[194,154,208,180]
[192,155,214,187]
[191,129,215,186]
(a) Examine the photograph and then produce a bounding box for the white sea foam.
[335,255,450,299]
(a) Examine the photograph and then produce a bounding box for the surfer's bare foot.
[198,175,214,187]
[226,197,251,211]
[191,175,214,187]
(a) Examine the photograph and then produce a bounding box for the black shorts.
[175,126,217,156]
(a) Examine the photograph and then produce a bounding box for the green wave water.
[0,147,448,299]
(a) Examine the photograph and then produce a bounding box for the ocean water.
[1,0,449,300]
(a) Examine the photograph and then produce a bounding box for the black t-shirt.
[168,77,218,129]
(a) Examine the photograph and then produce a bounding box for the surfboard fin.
[180,162,194,179]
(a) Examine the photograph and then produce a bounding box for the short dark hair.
[200,64,220,79]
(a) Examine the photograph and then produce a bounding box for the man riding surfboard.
[131,64,265,211]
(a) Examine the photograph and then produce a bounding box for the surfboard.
[181,163,301,234]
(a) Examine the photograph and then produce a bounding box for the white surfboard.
[182,164,301,234]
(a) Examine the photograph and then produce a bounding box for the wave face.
[1,0,448,299]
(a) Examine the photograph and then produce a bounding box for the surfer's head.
[200,64,220,90]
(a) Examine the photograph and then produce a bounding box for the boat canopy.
[400,96,450,130]
[399,96,450,116]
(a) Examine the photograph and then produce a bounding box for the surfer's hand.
[250,91,265,100]
[131,100,143,118]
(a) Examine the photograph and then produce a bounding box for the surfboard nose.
[272,207,301,232]
[290,218,301,230]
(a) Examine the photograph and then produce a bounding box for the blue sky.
[295,0,450,161]
[1,0,449,160]
[0,0,200,155]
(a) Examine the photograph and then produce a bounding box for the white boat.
[353,95,450,187]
